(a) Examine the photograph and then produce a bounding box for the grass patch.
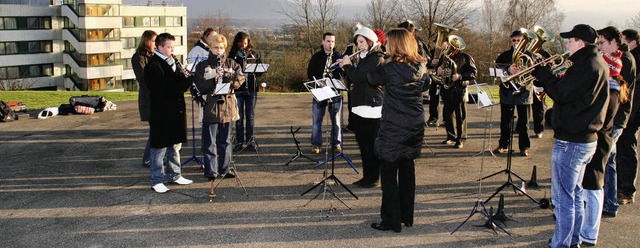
[0,91,138,110]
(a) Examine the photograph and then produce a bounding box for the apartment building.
[0,0,187,91]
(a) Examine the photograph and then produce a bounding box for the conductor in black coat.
[368,28,429,233]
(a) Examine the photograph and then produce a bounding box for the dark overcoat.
[144,54,192,148]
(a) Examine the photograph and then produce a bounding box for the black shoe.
[359,181,378,188]
[370,222,401,233]
[520,150,529,156]
[207,177,216,182]
[402,220,413,227]
[427,119,438,127]
[454,142,463,149]
[581,241,595,247]
[352,178,366,186]
[233,144,244,152]
[602,211,616,218]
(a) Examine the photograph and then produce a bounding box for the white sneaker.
[152,183,170,193]
[172,176,193,185]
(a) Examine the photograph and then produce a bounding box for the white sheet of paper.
[214,82,231,95]
[489,68,505,77]
[477,92,493,107]
[245,63,269,73]
[310,85,338,101]
[328,79,347,90]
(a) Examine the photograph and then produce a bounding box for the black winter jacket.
[145,54,193,148]
[307,47,342,81]
[616,44,639,127]
[132,48,153,121]
[495,47,533,105]
[343,47,385,109]
[533,44,609,143]
[368,60,428,162]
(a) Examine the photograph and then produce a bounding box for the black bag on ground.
[69,95,106,112]
[0,100,17,122]
[58,104,76,115]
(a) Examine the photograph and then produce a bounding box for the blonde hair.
[385,28,426,64]
[212,34,227,48]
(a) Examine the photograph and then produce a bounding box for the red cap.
[374,29,386,46]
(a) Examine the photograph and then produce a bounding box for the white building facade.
[0,0,187,91]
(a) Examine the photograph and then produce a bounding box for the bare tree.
[188,11,232,50]
[366,0,400,30]
[0,78,38,91]
[627,11,640,30]
[403,0,476,49]
[278,0,340,54]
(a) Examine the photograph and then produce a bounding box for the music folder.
[214,82,231,95]
[304,78,339,102]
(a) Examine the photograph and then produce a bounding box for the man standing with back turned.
[531,24,609,248]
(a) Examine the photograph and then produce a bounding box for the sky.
[168,0,640,31]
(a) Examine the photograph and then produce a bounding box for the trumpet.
[328,49,366,69]
[501,51,570,83]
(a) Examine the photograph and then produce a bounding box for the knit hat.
[354,26,378,44]
[374,29,386,45]
[560,24,597,44]
[603,50,623,77]
[510,30,522,38]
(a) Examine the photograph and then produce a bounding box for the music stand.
[467,82,500,165]
[452,82,509,235]
[235,59,270,158]
[479,95,540,205]
[182,55,205,168]
[301,78,358,209]
[210,130,249,202]
[310,78,359,173]
[284,126,319,166]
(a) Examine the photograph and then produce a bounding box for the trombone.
[501,51,570,84]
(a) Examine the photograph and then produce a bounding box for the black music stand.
[182,55,205,168]
[452,83,509,235]
[235,59,270,158]
[284,126,319,166]
[480,113,540,205]
[301,78,358,209]
[311,78,359,174]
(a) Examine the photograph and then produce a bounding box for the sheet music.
[327,79,347,90]
[477,92,493,107]
[214,82,231,95]
[310,86,338,101]
[245,63,269,73]
[489,67,505,77]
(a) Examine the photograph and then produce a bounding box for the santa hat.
[374,29,386,46]
[354,26,378,44]
[603,50,622,77]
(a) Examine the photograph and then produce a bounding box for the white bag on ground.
[38,107,59,119]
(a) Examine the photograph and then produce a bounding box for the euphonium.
[441,35,466,89]
[503,26,555,91]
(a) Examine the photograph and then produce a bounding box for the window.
[122,58,133,70]
[0,41,53,55]
[142,17,159,27]
[2,18,17,30]
[174,36,182,46]
[27,17,51,29]
[7,67,19,79]
[122,37,137,49]
[123,17,134,27]
[5,42,18,54]
[0,68,6,79]
[0,64,54,79]
[166,17,182,27]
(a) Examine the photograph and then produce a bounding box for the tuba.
[432,23,458,64]
[502,26,555,92]
[441,35,466,89]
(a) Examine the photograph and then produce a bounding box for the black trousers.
[532,95,545,134]
[442,87,467,142]
[428,83,440,121]
[351,114,381,183]
[498,103,531,151]
[617,114,640,197]
[380,158,415,229]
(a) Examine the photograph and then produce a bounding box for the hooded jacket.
[533,44,609,143]
[368,60,428,162]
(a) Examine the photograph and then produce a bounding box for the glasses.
[511,39,521,42]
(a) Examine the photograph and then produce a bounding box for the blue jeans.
[142,135,151,166]
[603,127,623,214]
[235,91,257,144]
[202,122,232,178]
[580,189,603,244]
[311,97,342,147]
[550,139,596,248]
[149,143,182,186]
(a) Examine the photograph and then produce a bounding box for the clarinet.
[177,55,206,107]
